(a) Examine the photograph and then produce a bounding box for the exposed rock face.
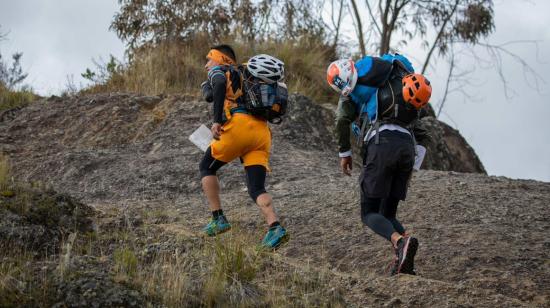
[0,188,96,256]
[0,93,547,306]
[420,116,486,173]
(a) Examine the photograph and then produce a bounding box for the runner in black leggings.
[329,54,432,276]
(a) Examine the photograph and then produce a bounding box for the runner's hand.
[211,123,222,140]
[340,156,352,176]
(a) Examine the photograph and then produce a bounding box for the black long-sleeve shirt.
[201,67,228,124]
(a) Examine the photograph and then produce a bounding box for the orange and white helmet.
[327,59,358,97]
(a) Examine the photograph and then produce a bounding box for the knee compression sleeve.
[199,147,226,178]
[245,165,267,202]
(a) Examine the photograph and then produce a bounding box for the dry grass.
[232,36,337,103]
[0,179,347,306]
[82,35,337,104]
[0,84,37,112]
[123,225,346,307]
[0,247,57,307]
[82,38,210,96]
[0,217,347,306]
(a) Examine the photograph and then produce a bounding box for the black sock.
[269,221,280,228]
[212,209,224,219]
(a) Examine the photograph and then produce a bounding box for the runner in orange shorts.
[198,45,288,249]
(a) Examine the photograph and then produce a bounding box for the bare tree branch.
[349,0,366,56]
[437,48,455,118]
[331,0,346,50]
[422,0,460,74]
[365,0,382,36]
[471,40,545,99]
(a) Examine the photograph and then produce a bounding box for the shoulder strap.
[208,66,227,83]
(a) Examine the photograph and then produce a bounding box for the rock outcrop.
[0,188,96,256]
[420,116,486,173]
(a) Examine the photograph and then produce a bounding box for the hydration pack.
[240,66,288,124]
[375,60,419,126]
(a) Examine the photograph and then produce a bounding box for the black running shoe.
[395,236,418,275]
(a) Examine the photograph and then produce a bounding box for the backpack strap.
[357,101,370,146]
[374,121,381,145]
[393,59,412,75]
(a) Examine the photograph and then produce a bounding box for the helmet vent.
[246,54,285,83]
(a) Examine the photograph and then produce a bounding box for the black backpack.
[376,60,419,126]
[239,66,288,124]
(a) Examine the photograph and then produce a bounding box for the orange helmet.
[402,73,432,109]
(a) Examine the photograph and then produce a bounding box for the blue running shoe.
[261,225,289,249]
[203,215,231,237]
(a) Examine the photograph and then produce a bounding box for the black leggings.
[361,196,405,241]
[199,147,267,202]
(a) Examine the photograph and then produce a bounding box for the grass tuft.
[0,154,11,193]
[114,247,139,280]
[0,84,37,112]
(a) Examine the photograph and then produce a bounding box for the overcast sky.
[1,0,549,182]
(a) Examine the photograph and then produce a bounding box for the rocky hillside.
[0,93,483,202]
[0,93,548,307]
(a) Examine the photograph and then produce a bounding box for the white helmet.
[247,54,285,83]
[327,59,357,97]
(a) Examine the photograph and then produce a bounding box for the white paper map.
[189,124,213,152]
[413,145,426,171]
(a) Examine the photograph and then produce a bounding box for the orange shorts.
[210,113,271,170]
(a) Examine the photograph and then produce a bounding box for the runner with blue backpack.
[199,45,289,249]
[327,53,432,275]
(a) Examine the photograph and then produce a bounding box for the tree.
[81,55,121,84]
[0,27,28,90]
[348,0,494,59]
[346,1,541,117]
[0,52,28,90]
[111,0,327,51]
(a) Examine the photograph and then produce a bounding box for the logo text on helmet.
[333,76,348,91]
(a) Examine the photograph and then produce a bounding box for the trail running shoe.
[261,225,289,249]
[203,215,231,237]
[389,253,417,276]
[394,236,418,275]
